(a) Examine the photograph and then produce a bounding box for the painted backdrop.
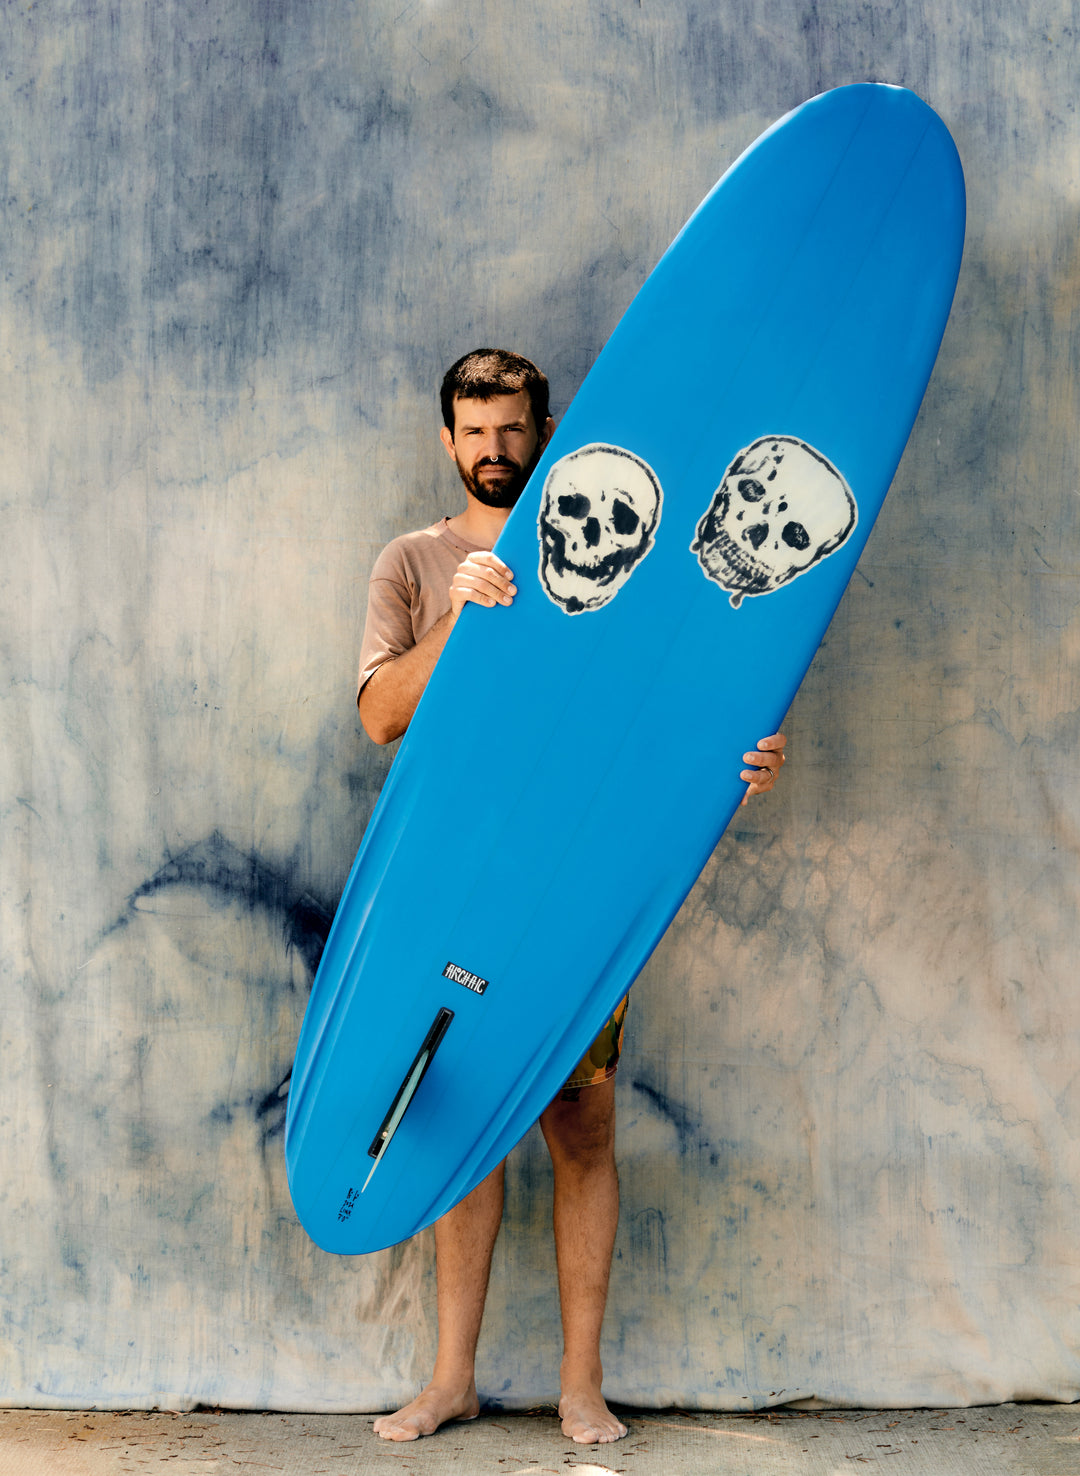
[3,0,1079,1412]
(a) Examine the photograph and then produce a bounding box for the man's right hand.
[449,551,517,617]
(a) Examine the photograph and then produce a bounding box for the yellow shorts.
[559,994,629,1099]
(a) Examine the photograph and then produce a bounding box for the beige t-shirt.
[356,518,489,696]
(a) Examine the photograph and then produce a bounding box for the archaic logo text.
[442,961,490,995]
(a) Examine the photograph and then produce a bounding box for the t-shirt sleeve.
[356,547,417,698]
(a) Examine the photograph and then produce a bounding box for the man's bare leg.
[540,1079,627,1445]
[373,1161,505,1441]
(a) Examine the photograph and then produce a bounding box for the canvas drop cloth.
[2,0,1079,1413]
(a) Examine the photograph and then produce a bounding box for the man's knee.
[541,1083,616,1169]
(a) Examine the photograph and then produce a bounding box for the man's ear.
[538,416,555,454]
[439,425,457,462]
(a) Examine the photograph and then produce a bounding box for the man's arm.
[358,551,517,744]
[358,609,455,745]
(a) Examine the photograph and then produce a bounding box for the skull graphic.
[538,443,663,614]
[691,436,857,608]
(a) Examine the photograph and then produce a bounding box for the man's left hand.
[740,732,786,805]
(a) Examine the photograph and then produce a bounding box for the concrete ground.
[2,1403,1079,1476]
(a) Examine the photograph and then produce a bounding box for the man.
[357,349,786,1445]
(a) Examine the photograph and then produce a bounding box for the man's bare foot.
[558,1386,628,1444]
[372,1381,480,1442]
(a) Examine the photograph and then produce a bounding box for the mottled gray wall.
[2,0,1079,1412]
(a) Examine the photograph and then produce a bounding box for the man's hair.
[440,348,550,435]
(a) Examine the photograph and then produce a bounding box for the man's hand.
[449,551,517,617]
[740,732,786,805]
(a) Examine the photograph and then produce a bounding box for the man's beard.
[455,452,539,509]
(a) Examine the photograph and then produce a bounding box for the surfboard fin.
[361,1006,454,1193]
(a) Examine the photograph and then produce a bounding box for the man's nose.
[480,429,507,460]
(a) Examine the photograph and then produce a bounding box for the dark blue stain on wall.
[128,831,332,1139]
[5,1,747,416]
[131,830,333,980]
[632,1076,733,1173]
[8,0,410,391]
[677,3,934,121]
[631,1078,702,1151]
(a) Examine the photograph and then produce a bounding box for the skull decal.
[538,443,663,614]
[691,436,857,608]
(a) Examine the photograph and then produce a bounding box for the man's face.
[440,392,549,509]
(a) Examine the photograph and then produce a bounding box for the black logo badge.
[442,961,490,995]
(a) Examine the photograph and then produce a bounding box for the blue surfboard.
[286,84,965,1254]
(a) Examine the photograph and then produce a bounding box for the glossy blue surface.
[286,83,965,1254]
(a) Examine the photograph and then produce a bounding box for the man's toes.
[373,1421,421,1442]
[566,1418,627,1444]
[578,1424,626,1444]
